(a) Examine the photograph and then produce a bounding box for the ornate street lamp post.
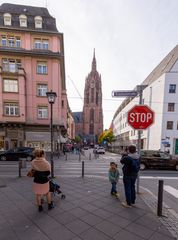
[46,90,57,178]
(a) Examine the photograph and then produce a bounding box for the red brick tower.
[83,50,103,144]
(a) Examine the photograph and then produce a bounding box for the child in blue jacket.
[108,162,120,196]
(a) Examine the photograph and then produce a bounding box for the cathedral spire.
[92,48,97,72]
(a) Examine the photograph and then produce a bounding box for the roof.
[113,45,178,120]
[0,3,58,32]
[72,112,83,123]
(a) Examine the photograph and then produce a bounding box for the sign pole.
[137,88,143,194]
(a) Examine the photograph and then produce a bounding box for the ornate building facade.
[73,50,103,144]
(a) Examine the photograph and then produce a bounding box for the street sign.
[128,105,154,130]
[112,90,138,97]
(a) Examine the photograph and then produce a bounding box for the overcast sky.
[1,0,178,128]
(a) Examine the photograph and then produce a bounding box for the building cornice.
[0,47,64,59]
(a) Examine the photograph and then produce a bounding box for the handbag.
[27,169,35,177]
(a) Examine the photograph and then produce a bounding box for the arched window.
[34,16,42,29]
[89,124,94,134]
[19,14,27,27]
[86,92,89,104]
[96,92,98,105]
[90,108,94,122]
[91,88,94,102]
[3,13,11,26]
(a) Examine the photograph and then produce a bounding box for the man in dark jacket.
[120,145,140,207]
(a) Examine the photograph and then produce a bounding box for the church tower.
[83,50,103,144]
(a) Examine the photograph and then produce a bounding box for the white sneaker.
[122,202,132,208]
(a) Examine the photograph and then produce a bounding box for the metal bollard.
[79,153,81,161]
[89,153,91,160]
[18,160,22,178]
[82,161,84,178]
[157,180,164,216]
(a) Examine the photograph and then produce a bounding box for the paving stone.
[80,203,98,212]
[66,219,91,234]
[135,213,162,231]
[79,228,111,240]
[113,229,144,240]
[69,207,89,217]
[117,209,141,221]
[45,225,75,240]
[94,219,121,237]
[149,232,176,240]
[91,208,114,219]
[107,214,131,228]
[125,222,154,239]
[53,211,77,225]
[79,213,103,226]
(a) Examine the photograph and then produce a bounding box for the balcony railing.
[2,64,19,73]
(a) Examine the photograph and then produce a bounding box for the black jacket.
[120,153,140,177]
[33,170,50,184]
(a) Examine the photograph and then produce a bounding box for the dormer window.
[3,13,12,26]
[34,16,42,29]
[19,14,27,27]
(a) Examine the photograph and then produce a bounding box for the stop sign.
[128,105,154,130]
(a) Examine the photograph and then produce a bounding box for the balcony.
[2,64,19,73]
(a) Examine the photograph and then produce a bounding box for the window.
[62,100,64,108]
[96,92,98,105]
[169,84,176,93]
[37,62,47,74]
[167,121,173,130]
[34,16,42,28]
[4,79,18,92]
[37,106,48,119]
[4,102,19,116]
[2,58,21,73]
[19,14,27,27]
[91,88,94,102]
[0,36,21,48]
[3,13,11,26]
[34,39,41,49]
[90,108,94,121]
[168,103,175,112]
[89,124,94,134]
[34,39,49,50]
[1,36,7,46]
[37,84,47,96]
[43,40,49,50]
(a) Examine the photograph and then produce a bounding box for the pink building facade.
[0,3,67,151]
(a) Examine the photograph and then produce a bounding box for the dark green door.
[175,139,178,155]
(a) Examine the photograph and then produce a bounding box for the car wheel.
[175,165,178,171]
[0,156,6,161]
[26,156,32,161]
[140,163,146,170]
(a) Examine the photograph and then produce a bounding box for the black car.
[140,150,178,170]
[0,147,35,161]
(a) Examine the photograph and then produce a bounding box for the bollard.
[82,161,84,178]
[65,154,67,161]
[18,160,22,178]
[79,153,81,161]
[89,153,91,160]
[157,180,164,216]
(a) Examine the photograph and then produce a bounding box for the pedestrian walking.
[120,145,140,208]
[108,162,120,197]
[30,149,54,212]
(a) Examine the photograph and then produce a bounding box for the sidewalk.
[0,175,176,240]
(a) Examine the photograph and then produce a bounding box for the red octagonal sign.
[128,105,155,130]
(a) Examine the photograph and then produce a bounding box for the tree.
[75,135,82,143]
[98,129,115,144]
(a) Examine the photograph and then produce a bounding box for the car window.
[159,153,170,159]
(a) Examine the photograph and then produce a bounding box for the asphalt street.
[0,149,178,219]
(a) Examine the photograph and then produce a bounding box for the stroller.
[49,179,66,199]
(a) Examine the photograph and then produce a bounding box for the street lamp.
[46,90,57,178]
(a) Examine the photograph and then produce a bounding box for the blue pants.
[111,182,117,193]
[123,176,137,205]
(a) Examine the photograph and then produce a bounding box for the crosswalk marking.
[164,185,178,199]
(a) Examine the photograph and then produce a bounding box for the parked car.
[96,147,105,154]
[140,150,178,170]
[0,147,35,161]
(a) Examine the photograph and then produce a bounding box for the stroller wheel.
[61,194,66,199]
